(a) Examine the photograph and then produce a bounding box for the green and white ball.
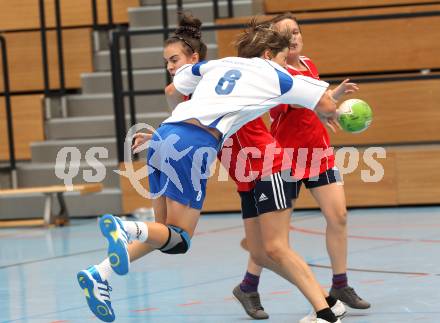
[337,99,373,133]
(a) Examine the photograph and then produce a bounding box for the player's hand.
[132,132,153,154]
[331,79,359,101]
[321,114,341,133]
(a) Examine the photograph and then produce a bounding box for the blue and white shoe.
[99,214,131,275]
[77,266,115,322]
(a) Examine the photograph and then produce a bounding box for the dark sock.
[239,271,260,293]
[326,295,337,308]
[316,307,337,322]
[332,273,348,289]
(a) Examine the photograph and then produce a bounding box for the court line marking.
[308,263,434,276]
[0,225,243,270]
[290,224,440,243]
[0,248,105,270]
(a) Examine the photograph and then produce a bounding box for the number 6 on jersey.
[215,70,242,95]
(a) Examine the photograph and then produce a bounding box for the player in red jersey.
[235,13,370,320]
[215,22,344,323]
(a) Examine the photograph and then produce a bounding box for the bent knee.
[250,251,270,268]
[263,243,287,263]
[159,225,191,254]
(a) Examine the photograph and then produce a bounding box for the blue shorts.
[147,122,219,210]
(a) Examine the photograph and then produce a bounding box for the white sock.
[121,220,149,242]
[95,258,112,281]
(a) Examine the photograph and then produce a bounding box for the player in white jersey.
[78,20,341,323]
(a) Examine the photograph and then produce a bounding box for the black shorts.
[292,167,342,199]
[239,171,293,219]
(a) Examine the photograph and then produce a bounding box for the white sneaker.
[77,266,115,322]
[299,300,346,323]
[301,319,341,323]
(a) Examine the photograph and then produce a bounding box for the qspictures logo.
[54,123,386,198]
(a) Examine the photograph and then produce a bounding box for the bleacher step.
[129,0,253,28]
[94,44,217,71]
[46,112,169,139]
[0,188,122,219]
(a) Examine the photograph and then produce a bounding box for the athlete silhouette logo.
[147,133,193,193]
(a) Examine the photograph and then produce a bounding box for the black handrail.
[124,33,136,127]
[0,35,17,187]
[110,30,126,163]
[91,0,116,31]
[227,0,234,18]
[213,0,234,19]
[39,0,117,99]
[213,0,219,19]
[91,0,99,29]
[161,0,170,41]
[107,0,114,28]
[54,0,66,95]
[177,0,183,13]
[38,0,66,97]
[38,0,50,96]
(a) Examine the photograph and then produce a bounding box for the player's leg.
[233,190,269,320]
[101,121,217,272]
[79,197,166,321]
[242,208,338,322]
[78,198,199,322]
[127,196,167,262]
[77,122,216,321]
[247,173,339,322]
[98,175,205,274]
[307,168,370,309]
[237,178,302,283]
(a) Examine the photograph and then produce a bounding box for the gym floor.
[1,206,439,323]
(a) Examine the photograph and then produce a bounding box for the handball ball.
[337,99,372,133]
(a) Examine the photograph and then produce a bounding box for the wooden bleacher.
[0,95,44,160]
[0,0,140,92]
[0,183,103,226]
[0,29,93,92]
[0,1,138,163]
[0,0,138,31]
[216,8,440,74]
[263,0,440,13]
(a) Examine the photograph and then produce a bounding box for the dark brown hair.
[235,18,291,58]
[165,12,208,60]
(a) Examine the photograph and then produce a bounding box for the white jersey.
[163,57,329,143]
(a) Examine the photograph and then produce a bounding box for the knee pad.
[159,225,191,254]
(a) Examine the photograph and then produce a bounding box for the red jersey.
[270,56,335,179]
[218,118,285,192]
